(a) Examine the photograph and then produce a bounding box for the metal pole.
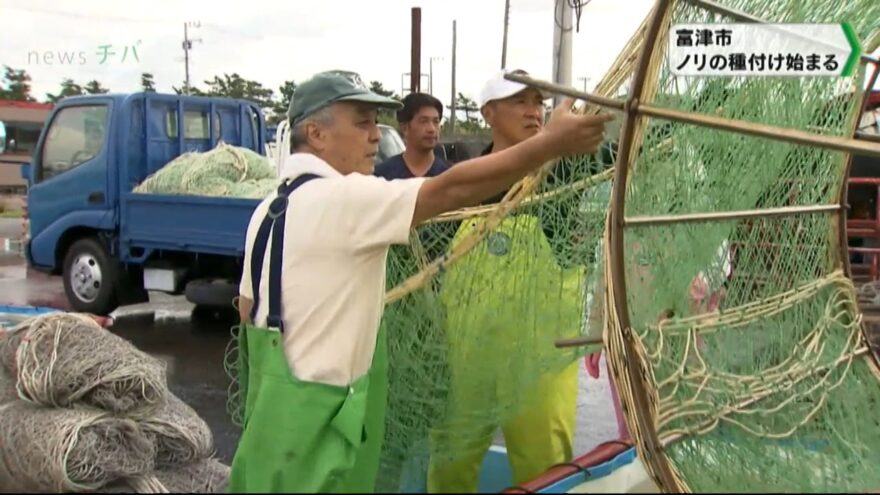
[501,0,510,69]
[551,0,573,107]
[182,21,201,96]
[451,20,457,135]
[430,58,433,95]
[411,7,422,94]
[503,73,880,158]
[183,23,190,95]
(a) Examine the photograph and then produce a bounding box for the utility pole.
[578,76,591,92]
[183,21,202,95]
[552,0,573,107]
[411,8,422,94]
[450,20,457,135]
[501,0,510,69]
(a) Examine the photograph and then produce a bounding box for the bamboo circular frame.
[579,0,880,492]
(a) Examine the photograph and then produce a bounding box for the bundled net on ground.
[146,458,229,493]
[0,313,227,493]
[0,358,16,404]
[133,142,279,199]
[132,391,215,467]
[97,458,229,494]
[0,312,167,413]
[0,401,157,492]
[601,0,880,492]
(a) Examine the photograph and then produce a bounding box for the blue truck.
[3,91,404,315]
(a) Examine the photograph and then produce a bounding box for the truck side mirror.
[0,121,6,155]
[20,163,30,180]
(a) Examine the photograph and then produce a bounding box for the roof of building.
[0,100,53,111]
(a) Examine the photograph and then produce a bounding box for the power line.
[554,0,594,33]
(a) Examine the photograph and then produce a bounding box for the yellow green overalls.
[228,173,389,493]
[427,214,588,492]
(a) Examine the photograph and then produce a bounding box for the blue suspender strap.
[248,173,321,331]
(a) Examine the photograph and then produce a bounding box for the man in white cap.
[427,69,593,492]
[229,69,612,493]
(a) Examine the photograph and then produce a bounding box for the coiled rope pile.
[0,313,227,493]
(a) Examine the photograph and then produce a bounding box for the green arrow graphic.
[841,22,862,77]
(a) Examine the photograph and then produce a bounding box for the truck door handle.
[88,192,105,204]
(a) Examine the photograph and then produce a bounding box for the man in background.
[375,92,450,181]
[376,92,458,263]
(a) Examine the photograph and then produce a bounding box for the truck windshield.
[377,125,404,165]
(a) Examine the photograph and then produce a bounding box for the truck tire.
[62,238,119,315]
[185,278,238,309]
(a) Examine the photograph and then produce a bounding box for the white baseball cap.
[477,69,550,108]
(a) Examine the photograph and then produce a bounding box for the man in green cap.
[228,69,612,493]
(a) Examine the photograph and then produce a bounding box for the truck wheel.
[62,238,119,315]
[185,278,238,308]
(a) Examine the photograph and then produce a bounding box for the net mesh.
[369,15,647,491]
[602,0,880,492]
[133,142,279,199]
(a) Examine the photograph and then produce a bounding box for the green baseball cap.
[288,70,402,126]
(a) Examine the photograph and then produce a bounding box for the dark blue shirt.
[374,153,452,180]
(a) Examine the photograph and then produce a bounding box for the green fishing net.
[375,153,616,490]
[133,142,279,198]
[602,0,880,492]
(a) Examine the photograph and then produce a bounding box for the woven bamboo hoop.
[509,0,880,492]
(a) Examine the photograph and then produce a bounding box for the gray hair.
[289,106,336,152]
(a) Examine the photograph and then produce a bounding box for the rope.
[424,168,614,224]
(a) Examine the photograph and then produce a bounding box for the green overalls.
[228,173,389,493]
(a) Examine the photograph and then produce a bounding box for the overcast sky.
[1,0,655,110]
[3,0,878,111]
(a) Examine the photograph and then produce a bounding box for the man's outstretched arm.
[411,100,613,227]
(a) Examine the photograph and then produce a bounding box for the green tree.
[171,83,207,96]
[455,93,480,122]
[84,80,109,94]
[369,80,400,126]
[202,73,274,108]
[268,80,297,125]
[141,73,156,92]
[45,79,85,103]
[443,93,485,136]
[369,80,396,98]
[0,66,36,102]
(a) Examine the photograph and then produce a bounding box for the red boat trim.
[501,439,635,493]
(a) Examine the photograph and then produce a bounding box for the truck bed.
[120,192,260,261]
